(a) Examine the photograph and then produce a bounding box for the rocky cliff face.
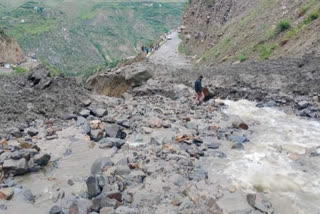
[181,0,320,65]
[0,30,25,64]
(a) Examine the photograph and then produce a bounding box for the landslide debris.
[0,65,89,135]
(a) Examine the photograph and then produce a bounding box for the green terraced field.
[0,0,184,75]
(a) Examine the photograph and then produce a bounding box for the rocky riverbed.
[0,32,319,214]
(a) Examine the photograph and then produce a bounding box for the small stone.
[91,157,113,175]
[114,165,130,176]
[208,143,219,149]
[231,143,244,150]
[142,127,153,134]
[0,204,7,210]
[9,127,23,138]
[0,188,14,200]
[228,135,248,144]
[19,188,35,203]
[148,116,163,128]
[115,206,139,214]
[93,108,108,117]
[86,176,101,199]
[68,179,74,186]
[27,128,39,137]
[3,158,29,176]
[89,120,102,130]
[297,101,309,110]
[90,129,104,142]
[62,114,77,120]
[33,153,51,166]
[313,96,319,103]
[100,207,115,214]
[76,116,87,126]
[49,205,62,214]
[79,109,91,117]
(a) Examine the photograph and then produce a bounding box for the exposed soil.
[0,65,89,136]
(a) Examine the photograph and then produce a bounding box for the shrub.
[14,66,28,74]
[304,10,319,24]
[237,54,248,62]
[276,20,291,34]
[258,43,277,60]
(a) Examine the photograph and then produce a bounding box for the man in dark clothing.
[195,75,204,105]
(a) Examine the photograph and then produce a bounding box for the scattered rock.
[0,188,14,200]
[231,143,245,150]
[247,193,274,214]
[19,188,35,203]
[93,108,108,117]
[49,205,62,214]
[3,158,29,176]
[86,176,102,199]
[90,129,104,142]
[115,206,139,214]
[33,153,51,166]
[91,157,114,175]
[297,101,309,110]
[27,128,39,137]
[148,117,163,128]
[80,109,91,117]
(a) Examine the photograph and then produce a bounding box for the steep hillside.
[0,0,184,75]
[0,28,25,64]
[181,0,320,65]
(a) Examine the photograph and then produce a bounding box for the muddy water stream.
[222,100,320,214]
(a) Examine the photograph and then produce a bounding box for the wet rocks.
[86,176,102,199]
[49,205,62,214]
[19,188,35,203]
[3,158,29,176]
[296,101,309,110]
[247,193,274,214]
[231,143,245,150]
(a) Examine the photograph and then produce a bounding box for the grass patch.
[304,10,319,24]
[253,43,277,60]
[274,19,291,36]
[14,66,28,74]
[237,54,248,62]
[178,43,192,56]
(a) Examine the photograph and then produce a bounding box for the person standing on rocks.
[195,75,205,105]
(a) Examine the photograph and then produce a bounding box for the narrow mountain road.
[149,31,190,68]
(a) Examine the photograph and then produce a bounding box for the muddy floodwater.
[221,100,320,214]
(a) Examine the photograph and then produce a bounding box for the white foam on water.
[221,99,320,213]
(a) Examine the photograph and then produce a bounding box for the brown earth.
[0,30,25,64]
[181,0,320,65]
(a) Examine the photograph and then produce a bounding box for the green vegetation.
[237,54,248,62]
[0,0,184,76]
[304,10,319,24]
[298,0,319,17]
[14,66,28,74]
[254,43,277,60]
[274,20,291,36]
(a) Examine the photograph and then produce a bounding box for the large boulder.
[125,69,152,87]
[3,158,29,175]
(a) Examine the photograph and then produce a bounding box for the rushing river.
[222,100,320,214]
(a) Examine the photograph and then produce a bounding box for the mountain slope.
[0,0,184,75]
[0,28,25,64]
[181,0,320,65]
